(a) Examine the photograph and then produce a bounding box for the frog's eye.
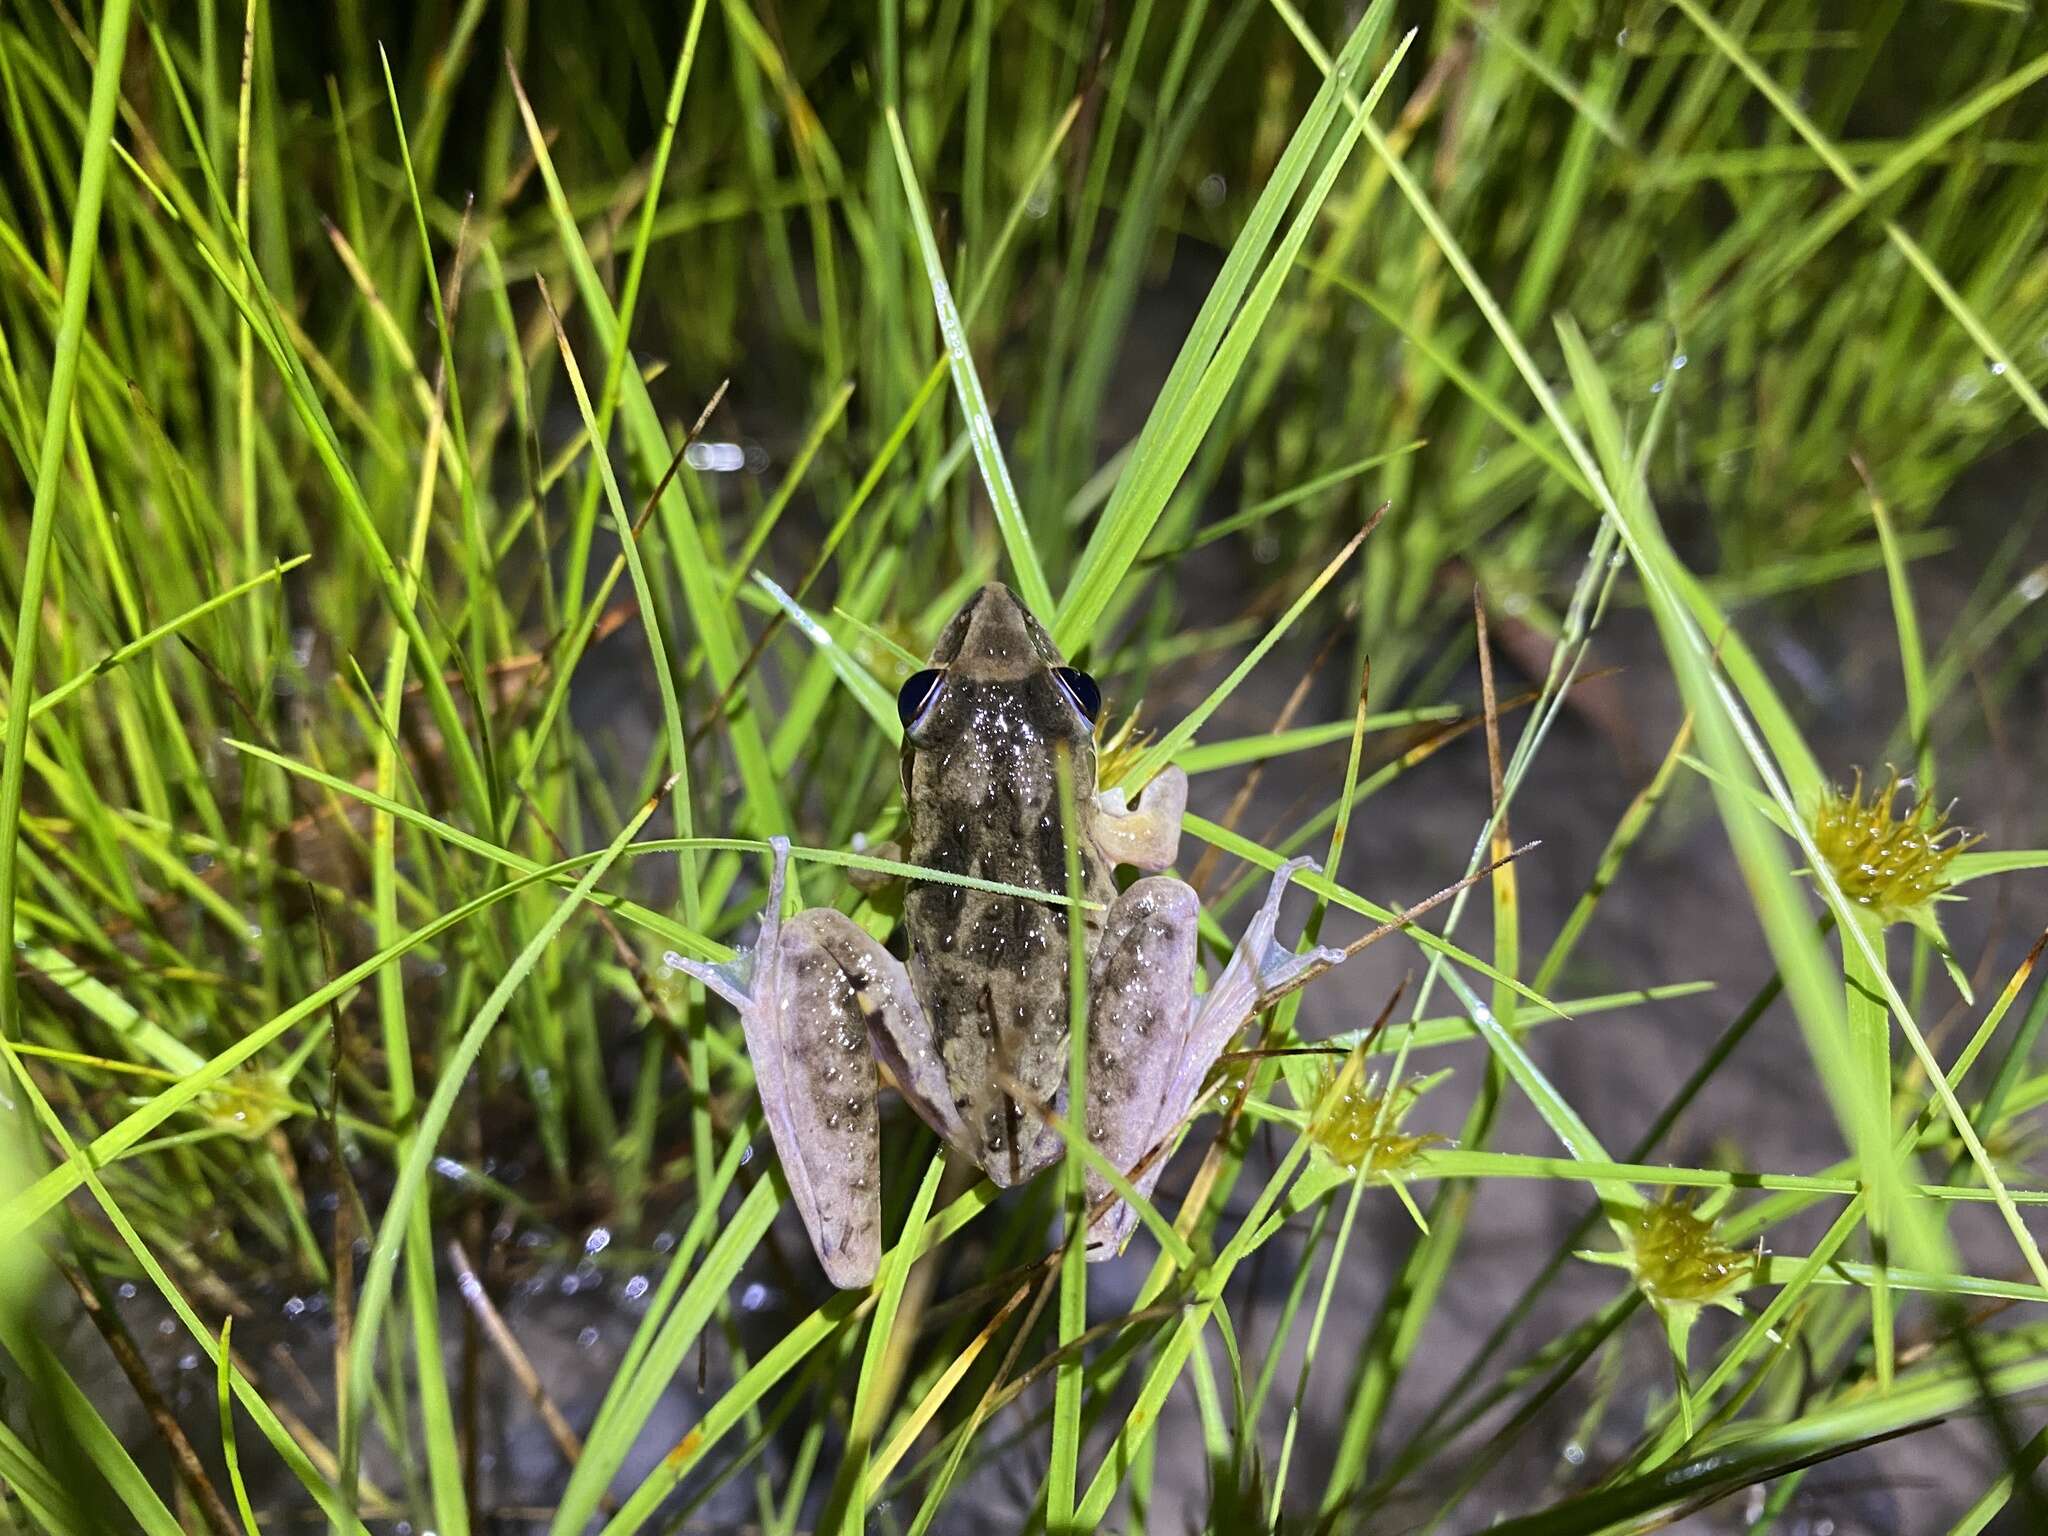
[896,668,945,732]
[1054,666,1101,724]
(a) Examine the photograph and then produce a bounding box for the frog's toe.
[1256,940,1346,995]
[1253,856,1319,927]
[846,832,902,894]
[1239,859,1332,982]
[663,836,793,1007]
[663,949,757,1010]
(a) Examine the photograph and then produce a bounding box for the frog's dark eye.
[1054,667,1101,724]
[896,668,945,731]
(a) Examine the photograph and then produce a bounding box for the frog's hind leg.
[1082,858,1342,1260]
[670,839,938,1289]
[1079,875,1199,1258]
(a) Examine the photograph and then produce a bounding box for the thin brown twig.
[55,1260,238,1536]
[446,1238,617,1510]
[1258,839,1545,1012]
[308,886,367,1442]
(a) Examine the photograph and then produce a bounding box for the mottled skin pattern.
[676,583,1341,1288]
[900,585,1112,1186]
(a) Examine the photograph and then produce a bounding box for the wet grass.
[2,0,2048,1531]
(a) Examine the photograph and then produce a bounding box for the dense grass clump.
[2,1,2047,1531]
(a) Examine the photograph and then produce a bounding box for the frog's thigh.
[749,911,891,1289]
[1083,858,1342,1260]
[1083,875,1200,1252]
[791,911,969,1160]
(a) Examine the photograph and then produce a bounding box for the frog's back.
[898,585,1113,1183]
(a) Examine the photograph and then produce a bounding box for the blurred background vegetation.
[3,0,2048,1530]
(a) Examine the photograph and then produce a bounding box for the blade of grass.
[1669,0,2048,432]
[20,555,306,721]
[1117,516,1376,791]
[1055,7,1406,653]
[1047,747,1089,1534]
[341,778,670,1515]
[0,0,133,1132]
[885,106,1054,621]
[583,1183,1003,1536]
[825,1152,947,1535]
[216,1320,261,1536]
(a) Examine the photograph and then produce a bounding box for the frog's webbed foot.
[1082,858,1343,1261]
[1196,855,1346,1035]
[1092,765,1187,872]
[668,837,907,1289]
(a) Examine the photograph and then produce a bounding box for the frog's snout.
[959,582,1043,675]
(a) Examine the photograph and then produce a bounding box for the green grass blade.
[342,780,669,1514]
[829,1151,948,1534]
[216,1320,262,1536]
[1054,6,1405,653]
[23,554,307,720]
[885,107,1054,621]
[0,0,132,1120]
[1119,522,1370,790]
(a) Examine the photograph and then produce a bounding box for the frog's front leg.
[1081,857,1341,1259]
[670,838,957,1289]
[1092,765,1188,871]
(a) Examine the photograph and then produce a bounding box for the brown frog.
[674,583,1338,1286]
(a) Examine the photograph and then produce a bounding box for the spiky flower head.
[1580,1192,1761,1437]
[1810,767,1975,925]
[1619,1192,1755,1313]
[1094,701,1153,792]
[1307,1063,1448,1179]
[195,1067,292,1141]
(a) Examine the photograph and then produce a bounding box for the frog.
[672,582,1343,1287]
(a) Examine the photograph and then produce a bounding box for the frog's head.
[896,582,1102,771]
